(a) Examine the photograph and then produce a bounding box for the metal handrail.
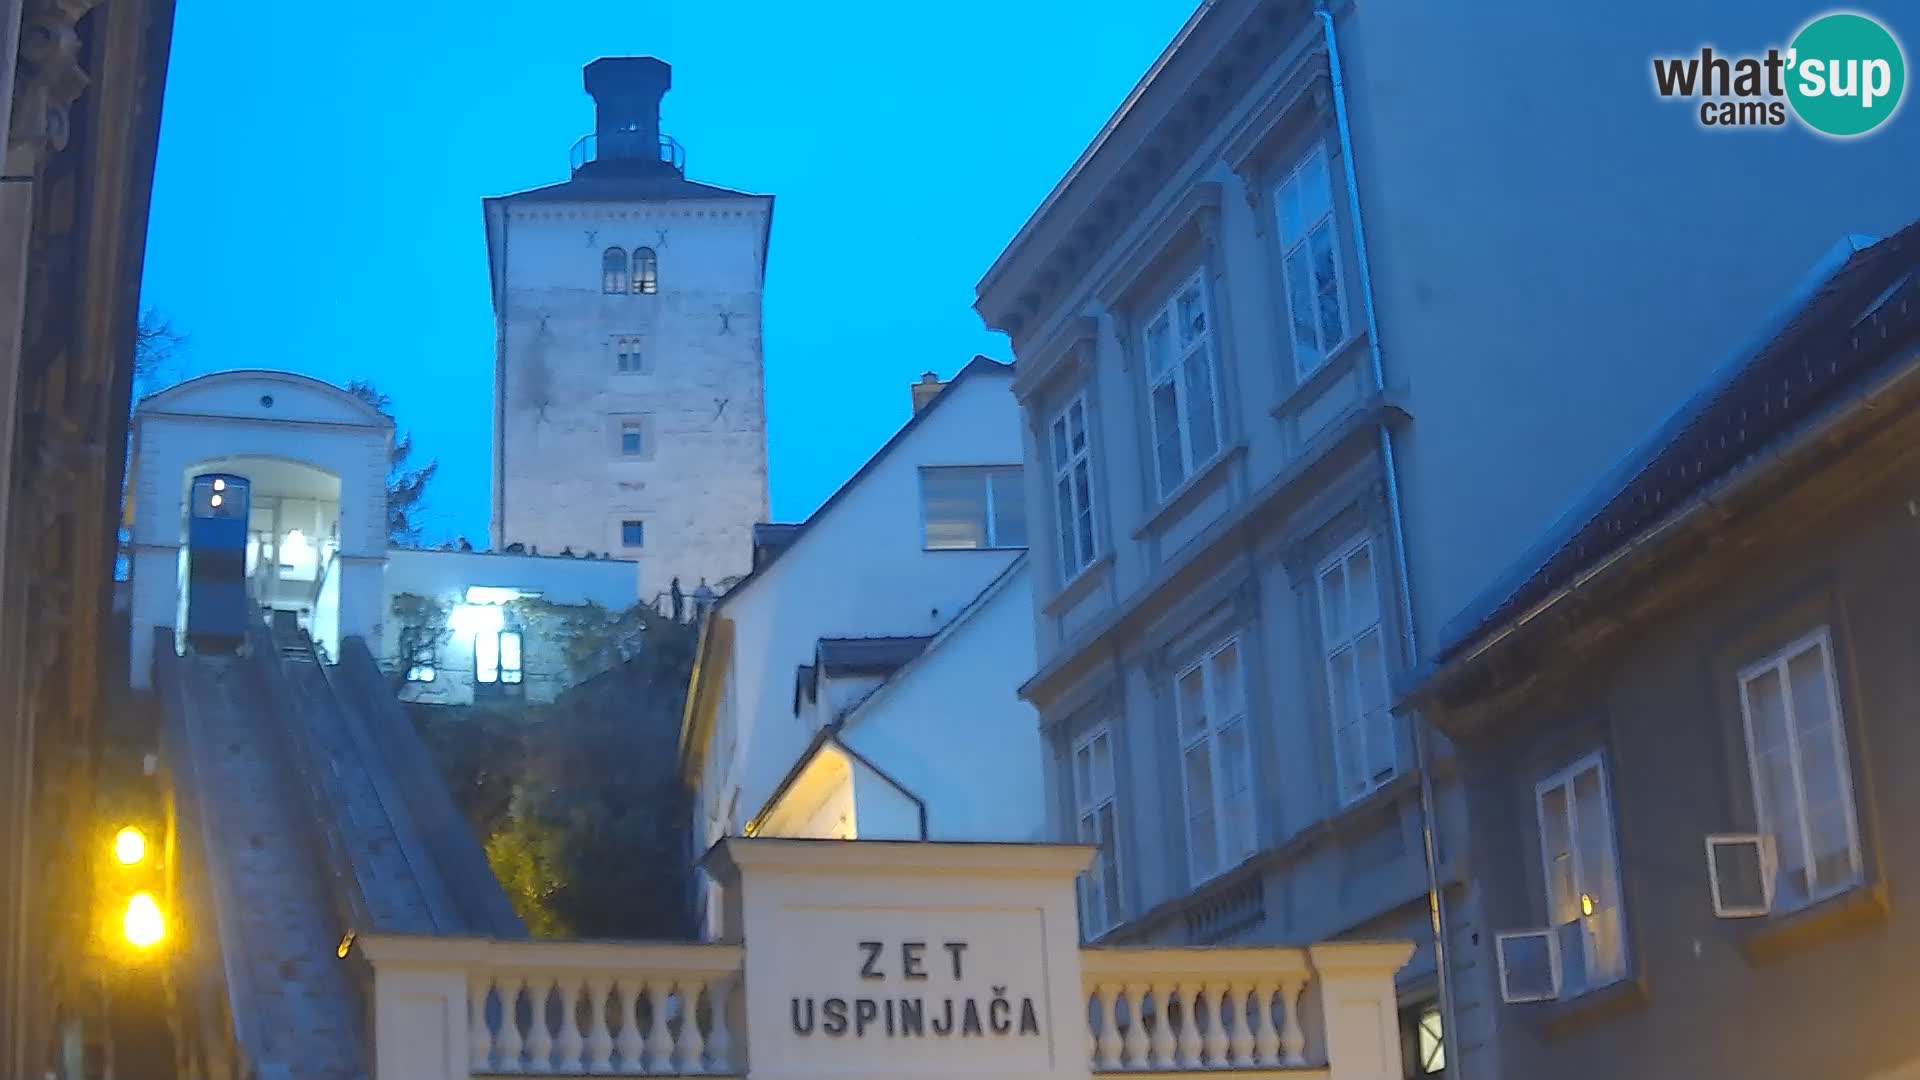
[570,130,685,174]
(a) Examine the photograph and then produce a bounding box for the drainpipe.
[1315,3,1464,1071]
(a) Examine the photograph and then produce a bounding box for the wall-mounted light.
[448,603,505,636]
[464,585,524,606]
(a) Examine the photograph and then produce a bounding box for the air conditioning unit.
[1495,928,1560,1003]
[1705,833,1775,918]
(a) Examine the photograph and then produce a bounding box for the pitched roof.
[705,356,1014,605]
[1413,220,1920,692]
[486,172,766,206]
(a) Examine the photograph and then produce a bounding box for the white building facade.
[679,361,1045,939]
[485,57,772,604]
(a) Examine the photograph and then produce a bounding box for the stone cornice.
[9,0,104,169]
[503,205,766,223]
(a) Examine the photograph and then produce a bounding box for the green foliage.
[410,609,698,940]
[345,379,439,546]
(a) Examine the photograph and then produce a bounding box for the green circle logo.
[1787,12,1906,136]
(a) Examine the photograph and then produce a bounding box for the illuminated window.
[1399,1002,1444,1076]
[475,628,523,687]
[920,466,1025,549]
[602,247,628,294]
[1535,751,1628,998]
[632,247,658,294]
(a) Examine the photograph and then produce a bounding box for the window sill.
[1522,976,1648,1040]
[1043,553,1115,618]
[921,545,1028,554]
[1739,881,1888,965]
[1270,333,1369,421]
[1131,443,1247,541]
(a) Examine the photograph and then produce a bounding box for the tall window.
[1399,1001,1445,1077]
[920,466,1026,549]
[476,628,524,687]
[620,420,645,457]
[1144,271,1224,498]
[1318,537,1395,804]
[1072,726,1123,936]
[615,335,645,372]
[633,247,659,294]
[1535,752,1628,997]
[1737,628,1862,911]
[1274,147,1348,375]
[1175,638,1255,884]
[621,520,645,548]
[602,247,629,294]
[1049,394,1098,583]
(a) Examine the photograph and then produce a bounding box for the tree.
[132,308,186,389]
[344,379,439,546]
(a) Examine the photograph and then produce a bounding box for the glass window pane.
[1320,563,1347,643]
[1346,544,1378,626]
[1056,477,1078,577]
[1540,784,1575,920]
[1050,417,1069,470]
[1211,644,1243,720]
[1182,346,1220,464]
[1073,464,1096,561]
[475,629,500,684]
[500,631,523,682]
[1284,247,1320,357]
[1099,803,1122,924]
[1151,381,1185,495]
[1178,667,1208,740]
[1277,176,1305,241]
[1418,1007,1445,1073]
[1091,733,1113,797]
[1177,282,1208,346]
[1146,315,1174,376]
[1299,151,1332,220]
[922,469,987,549]
[1310,224,1345,349]
[1068,400,1087,451]
[989,469,1027,547]
[1571,768,1613,907]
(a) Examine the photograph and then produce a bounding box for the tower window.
[614,335,645,373]
[620,421,644,456]
[602,247,628,294]
[622,520,645,548]
[633,247,659,295]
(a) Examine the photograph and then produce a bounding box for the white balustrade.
[1080,947,1316,1073]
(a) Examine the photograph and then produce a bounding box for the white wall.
[492,197,772,601]
[839,560,1044,843]
[126,371,391,687]
[695,367,1025,888]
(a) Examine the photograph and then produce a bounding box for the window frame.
[1173,636,1257,886]
[619,420,645,458]
[1316,534,1398,806]
[621,520,645,549]
[1532,750,1630,1000]
[614,334,646,373]
[1271,144,1350,378]
[918,465,1027,551]
[1735,626,1864,912]
[633,246,659,295]
[602,247,629,295]
[1141,268,1227,500]
[1048,391,1100,586]
[1070,723,1123,937]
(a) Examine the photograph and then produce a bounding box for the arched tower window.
[602,247,628,294]
[633,247,658,295]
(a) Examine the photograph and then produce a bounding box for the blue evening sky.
[139,2,1196,544]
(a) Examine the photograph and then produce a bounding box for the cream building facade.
[486,57,772,602]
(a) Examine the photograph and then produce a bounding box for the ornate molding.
[9,0,105,167]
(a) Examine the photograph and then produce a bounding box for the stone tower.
[483,57,772,601]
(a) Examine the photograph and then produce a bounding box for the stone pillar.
[362,946,471,1080]
[704,838,1095,1080]
[1309,942,1416,1080]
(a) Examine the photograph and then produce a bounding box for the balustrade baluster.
[1226,981,1255,1066]
[1278,976,1306,1064]
[1148,982,1177,1070]
[526,977,556,1073]
[1093,983,1123,1070]
[497,976,526,1074]
[706,975,735,1074]
[615,981,645,1071]
[645,981,675,1073]
[1121,983,1149,1068]
[585,977,615,1074]
[1201,982,1229,1066]
[1174,981,1204,1067]
[680,982,707,1072]
[470,978,495,1073]
[556,976,586,1073]
[1253,982,1281,1065]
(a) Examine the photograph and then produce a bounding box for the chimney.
[910,372,945,413]
[581,57,678,174]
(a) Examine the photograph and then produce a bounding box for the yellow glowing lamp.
[209,493,223,508]
[113,826,147,866]
[1580,893,1596,917]
[123,892,165,948]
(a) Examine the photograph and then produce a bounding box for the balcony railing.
[570,130,686,176]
